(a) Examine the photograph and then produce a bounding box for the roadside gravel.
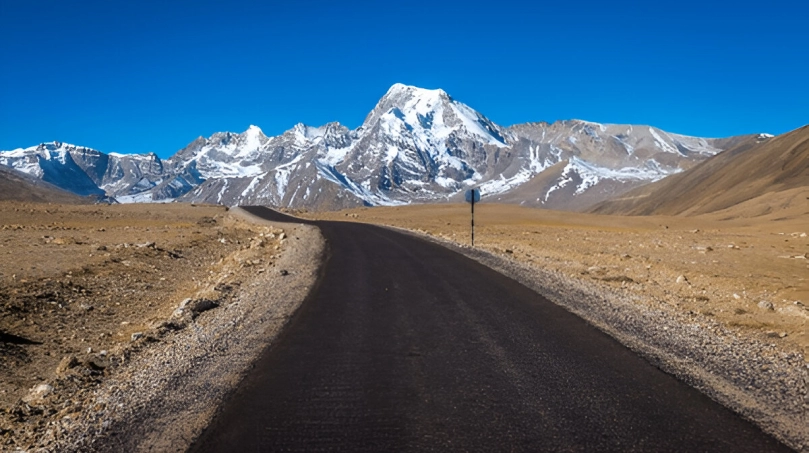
[17,208,324,452]
[402,227,808,452]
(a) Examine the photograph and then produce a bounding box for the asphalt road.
[190,206,790,452]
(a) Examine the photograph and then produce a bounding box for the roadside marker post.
[465,188,481,247]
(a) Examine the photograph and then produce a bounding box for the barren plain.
[2,199,807,450]
[0,202,322,451]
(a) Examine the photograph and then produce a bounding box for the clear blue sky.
[1,0,806,159]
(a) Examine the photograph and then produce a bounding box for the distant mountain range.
[0,84,763,210]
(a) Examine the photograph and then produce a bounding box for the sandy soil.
[307,204,809,357]
[0,202,323,451]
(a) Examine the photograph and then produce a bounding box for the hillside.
[589,126,809,216]
[0,165,89,204]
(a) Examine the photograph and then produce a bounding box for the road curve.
[190,206,790,452]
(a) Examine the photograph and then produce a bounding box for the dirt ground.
[0,202,293,449]
[306,203,809,358]
[2,200,805,449]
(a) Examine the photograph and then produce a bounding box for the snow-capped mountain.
[484,120,744,210]
[0,84,757,210]
[0,142,107,197]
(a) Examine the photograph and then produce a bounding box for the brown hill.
[589,126,809,216]
[0,166,90,204]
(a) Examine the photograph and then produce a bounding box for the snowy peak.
[245,124,263,135]
[31,141,102,159]
[166,126,272,179]
[363,84,449,127]
[387,82,448,97]
[380,83,451,110]
[362,83,507,147]
[1,142,102,176]
[0,142,106,197]
[287,123,326,146]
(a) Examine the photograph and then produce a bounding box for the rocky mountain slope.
[589,125,808,216]
[0,84,752,210]
[0,165,90,204]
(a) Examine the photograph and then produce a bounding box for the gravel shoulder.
[0,204,324,452]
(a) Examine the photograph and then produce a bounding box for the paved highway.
[190,206,790,452]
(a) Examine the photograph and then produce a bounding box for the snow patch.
[649,127,681,155]
[117,193,174,204]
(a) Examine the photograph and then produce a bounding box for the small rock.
[136,241,156,249]
[85,356,108,370]
[676,275,689,284]
[214,283,233,292]
[733,293,741,300]
[131,332,144,342]
[24,384,54,403]
[279,269,289,276]
[505,249,513,254]
[154,319,186,333]
[56,356,79,375]
[779,332,788,338]
[186,299,219,316]
[757,301,774,311]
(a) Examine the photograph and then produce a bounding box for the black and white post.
[465,188,481,247]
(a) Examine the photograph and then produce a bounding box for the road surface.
[190,206,790,452]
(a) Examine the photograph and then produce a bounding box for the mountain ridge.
[588,125,809,216]
[0,84,762,210]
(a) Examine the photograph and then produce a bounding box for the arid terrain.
[308,203,809,357]
[0,202,322,451]
[1,197,806,450]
